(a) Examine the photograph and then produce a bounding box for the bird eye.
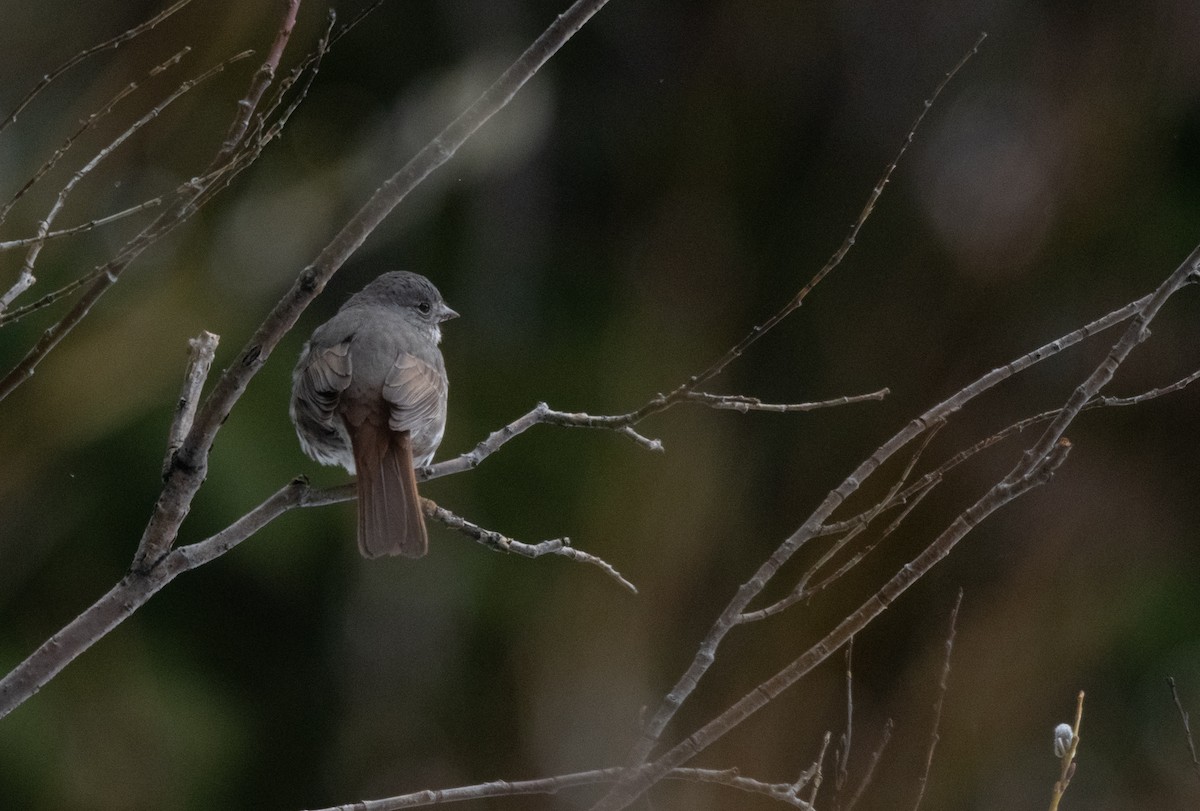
[417,302,432,315]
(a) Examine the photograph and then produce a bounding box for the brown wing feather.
[291,341,354,466]
[382,352,445,435]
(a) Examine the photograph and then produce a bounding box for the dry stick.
[0,0,196,133]
[876,365,1200,517]
[0,0,299,401]
[0,0,614,723]
[912,589,963,811]
[685,389,889,413]
[817,337,1200,571]
[0,44,187,228]
[0,78,142,305]
[613,36,987,769]
[0,48,165,227]
[594,248,1200,811]
[1048,691,1085,811]
[591,438,1074,811]
[836,638,854,798]
[0,50,233,316]
[161,332,220,477]
[803,731,834,807]
[423,499,636,593]
[302,765,818,811]
[845,718,895,811]
[0,46,257,394]
[1167,676,1200,785]
[0,196,169,252]
[738,423,945,624]
[190,478,631,588]
[603,248,1200,810]
[674,32,988,402]
[620,293,1153,774]
[825,323,1200,563]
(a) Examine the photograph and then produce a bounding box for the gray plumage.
[291,271,456,558]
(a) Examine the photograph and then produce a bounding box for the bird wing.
[294,338,352,431]
[382,351,445,436]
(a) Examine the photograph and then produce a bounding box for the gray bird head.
[345,271,458,342]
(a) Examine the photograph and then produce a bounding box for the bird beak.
[439,305,459,322]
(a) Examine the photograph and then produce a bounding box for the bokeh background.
[3,1,1200,809]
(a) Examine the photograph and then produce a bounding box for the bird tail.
[351,424,428,558]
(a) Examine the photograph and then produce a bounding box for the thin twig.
[0,47,256,382]
[596,248,1199,810]
[1168,677,1200,785]
[423,499,636,593]
[0,48,173,229]
[303,765,818,810]
[613,37,990,776]
[845,718,894,811]
[804,731,834,807]
[0,196,169,252]
[738,422,944,624]
[0,77,143,306]
[836,638,854,797]
[685,389,890,413]
[1048,691,1085,811]
[912,589,963,811]
[676,32,990,399]
[0,0,196,133]
[591,438,1074,811]
[1093,368,1200,406]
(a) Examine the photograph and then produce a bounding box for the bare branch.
[1168,677,1200,785]
[836,638,854,796]
[303,764,819,811]
[0,0,196,133]
[617,286,1152,779]
[591,438,1074,811]
[0,47,256,380]
[161,332,220,477]
[846,718,895,811]
[912,589,963,811]
[423,499,637,593]
[1048,691,1085,811]
[738,423,944,624]
[685,389,890,413]
[668,32,989,400]
[801,731,834,807]
[1092,368,1200,407]
[1,62,145,227]
[0,196,169,253]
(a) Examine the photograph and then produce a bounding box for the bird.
[290,271,457,558]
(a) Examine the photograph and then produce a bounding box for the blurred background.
[2,0,1200,808]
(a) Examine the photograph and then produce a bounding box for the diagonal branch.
[591,243,1200,810]
[591,437,1074,811]
[616,289,1150,774]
